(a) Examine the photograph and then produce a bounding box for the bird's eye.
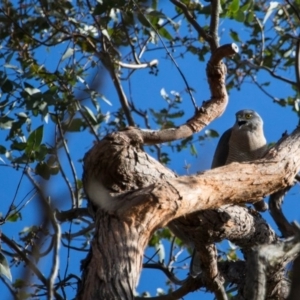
[245,113,252,119]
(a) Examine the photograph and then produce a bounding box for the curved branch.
[269,189,296,237]
[114,43,238,145]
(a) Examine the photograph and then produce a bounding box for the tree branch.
[170,0,216,50]
[210,0,220,50]
[269,189,296,237]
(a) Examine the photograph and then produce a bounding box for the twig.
[48,198,61,300]
[56,118,79,208]
[143,263,186,285]
[135,0,198,110]
[295,37,300,94]
[210,0,220,50]
[99,49,135,126]
[1,233,63,300]
[135,275,202,300]
[26,171,63,300]
[62,223,94,239]
[170,0,214,49]
[249,73,282,103]
[244,60,297,86]
[254,15,265,66]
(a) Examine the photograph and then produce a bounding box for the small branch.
[269,189,296,237]
[197,244,227,300]
[55,208,91,222]
[25,171,63,300]
[134,0,198,110]
[170,0,215,50]
[1,233,59,296]
[254,15,265,65]
[135,275,202,300]
[48,203,61,300]
[210,0,220,50]
[57,118,79,208]
[116,59,158,69]
[143,263,186,285]
[249,73,282,104]
[99,51,135,127]
[62,223,94,239]
[295,37,300,93]
[244,60,297,86]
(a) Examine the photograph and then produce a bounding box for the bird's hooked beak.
[237,120,247,128]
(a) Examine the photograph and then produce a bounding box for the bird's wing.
[211,128,232,168]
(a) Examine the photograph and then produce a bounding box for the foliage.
[0,0,300,299]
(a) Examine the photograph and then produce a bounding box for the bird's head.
[234,109,263,132]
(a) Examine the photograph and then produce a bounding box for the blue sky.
[1,1,300,299]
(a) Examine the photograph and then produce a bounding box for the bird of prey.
[212,109,268,212]
[190,109,268,277]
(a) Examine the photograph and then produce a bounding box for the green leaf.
[233,10,245,22]
[190,144,198,157]
[137,13,150,27]
[12,279,25,289]
[0,252,12,282]
[0,78,13,93]
[230,30,241,42]
[158,27,173,41]
[63,118,84,132]
[0,117,13,129]
[0,145,6,154]
[228,0,240,13]
[246,11,254,23]
[7,211,21,222]
[35,161,51,180]
[11,141,27,151]
[26,125,44,153]
[240,0,253,12]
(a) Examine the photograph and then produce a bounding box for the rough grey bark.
[77,42,300,299]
